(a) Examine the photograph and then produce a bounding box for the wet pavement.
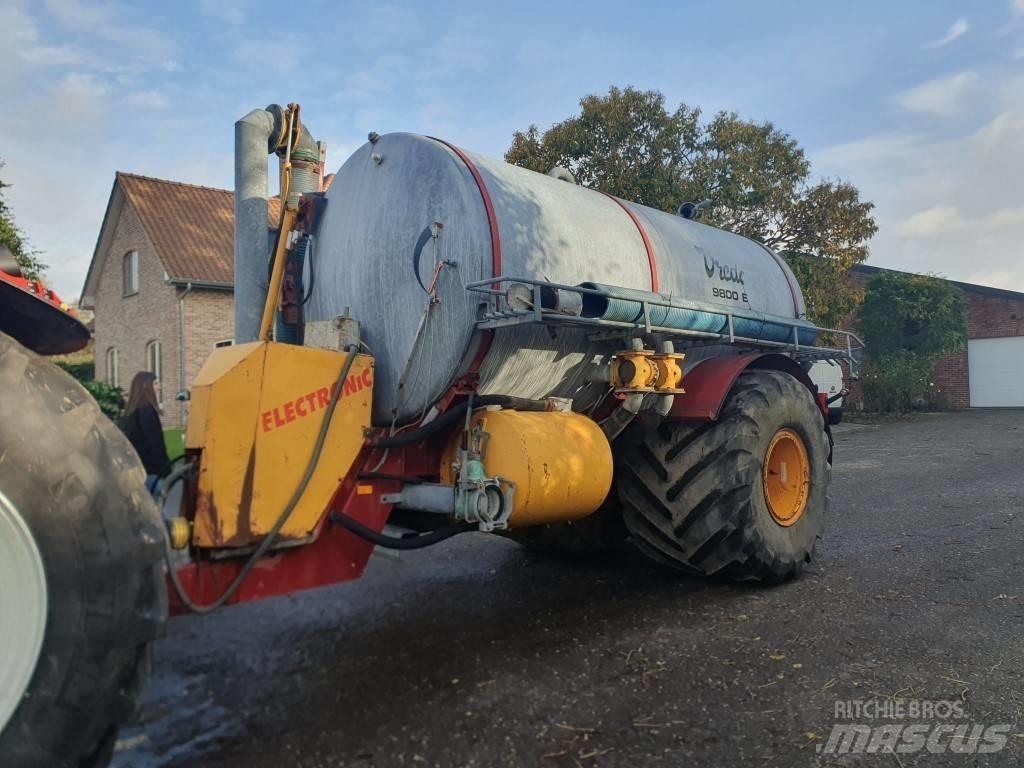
[113,410,1024,767]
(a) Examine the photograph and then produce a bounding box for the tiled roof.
[116,172,280,286]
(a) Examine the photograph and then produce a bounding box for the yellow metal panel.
[189,344,267,545]
[192,341,265,386]
[443,410,613,527]
[187,341,372,548]
[250,343,372,539]
[185,343,265,449]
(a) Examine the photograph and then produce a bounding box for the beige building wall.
[182,287,234,389]
[92,194,182,424]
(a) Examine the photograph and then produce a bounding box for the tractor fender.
[668,353,821,423]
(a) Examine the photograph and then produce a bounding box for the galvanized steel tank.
[306,133,807,425]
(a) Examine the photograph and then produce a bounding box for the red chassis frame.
[167,352,828,614]
[167,429,451,615]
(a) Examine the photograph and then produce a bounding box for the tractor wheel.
[618,369,829,582]
[0,332,167,768]
[516,494,627,558]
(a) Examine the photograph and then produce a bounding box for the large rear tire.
[618,369,829,582]
[0,332,167,767]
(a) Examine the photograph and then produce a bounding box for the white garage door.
[968,337,1024,407]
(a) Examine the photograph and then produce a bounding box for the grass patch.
[164,428,185,462]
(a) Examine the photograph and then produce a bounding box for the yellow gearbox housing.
[442,409,613,528]
[184,341,373,548]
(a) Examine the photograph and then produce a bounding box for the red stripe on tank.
[428,137,502,285]
[756,242,802,317]
[428,137,500,374]
[599,192,659,293]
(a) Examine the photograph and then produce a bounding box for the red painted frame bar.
[167,434,452,615]
[668,353,824,422]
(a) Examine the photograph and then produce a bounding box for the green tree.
[506,86,877,329]
[857,271,967,413]
[0,160,47,279]
[859,271,967,358]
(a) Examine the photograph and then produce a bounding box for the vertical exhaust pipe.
[234,103,323,343]
[234,107,280,343]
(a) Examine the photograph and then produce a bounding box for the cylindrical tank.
[440,409,613,528]
[306,133,807,425]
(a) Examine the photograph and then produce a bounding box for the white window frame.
[123,250,139,296]
[213,338,234,348]
[146,340,163,404]
[106,347,120,388]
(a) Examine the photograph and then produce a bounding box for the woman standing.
[121,371,169,494]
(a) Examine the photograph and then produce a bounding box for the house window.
[213,339,234,348]
[106,347,120,388]
[123,250,139,296]
[146,340,163,404]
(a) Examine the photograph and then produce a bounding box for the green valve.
[464,459,487,483]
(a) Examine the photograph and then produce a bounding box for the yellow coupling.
[442,409,612,528]
[611,350,685,393]
[166,517,191,550]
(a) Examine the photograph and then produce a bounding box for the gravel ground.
[113,410,1024,767]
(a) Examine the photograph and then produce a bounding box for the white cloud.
[197,0,246,26]
[51,72,108,116]
[815,110,1024,292]
[896,205,1024,238]
[926,18,969,49]
[1015,0,1024,15]
[42,0,177,73]
[896,205,964,236]
[123,89,169,109]
[895,70,978,116]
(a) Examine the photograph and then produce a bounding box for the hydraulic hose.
[371,395,550,449]
[164,345,359,614]
[827,390,848,406]
[329,511,471,550]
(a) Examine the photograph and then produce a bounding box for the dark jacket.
[122,404,170,476]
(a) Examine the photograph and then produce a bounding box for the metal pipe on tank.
[235,105,322,342]
[234,108,278,343]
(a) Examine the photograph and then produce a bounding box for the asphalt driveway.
[114,409,1024,767]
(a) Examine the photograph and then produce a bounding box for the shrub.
[859,352,934,414]
[857,271,967,413]
[56,360,124,422]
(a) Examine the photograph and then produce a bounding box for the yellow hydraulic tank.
[442,409,613,527]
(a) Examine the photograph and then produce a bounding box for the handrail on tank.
[465,275,865,376]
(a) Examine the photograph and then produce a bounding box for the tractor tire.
[516,494,627,558]
[618,369,829,582]
[0,332,167,768]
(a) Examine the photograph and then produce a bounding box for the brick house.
[845,265,1024,409]
[80,174,277,426]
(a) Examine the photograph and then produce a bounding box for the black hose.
[371,395,549,449]
[329,511,470,549]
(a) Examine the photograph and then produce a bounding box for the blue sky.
[2,0,1023,298]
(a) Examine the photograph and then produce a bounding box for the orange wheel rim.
[763,428,810,527]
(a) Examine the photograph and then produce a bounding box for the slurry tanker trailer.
[0,103,861,766]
